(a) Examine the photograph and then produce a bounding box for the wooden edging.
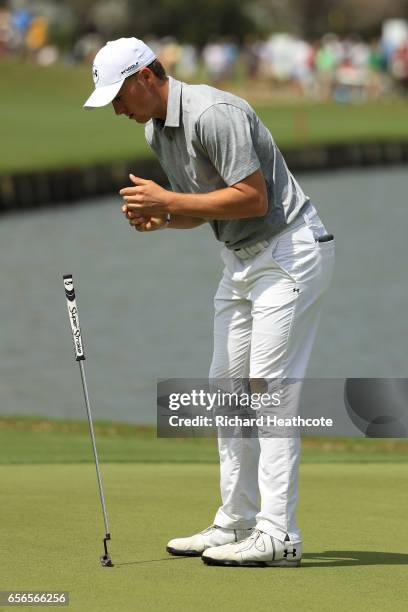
[0,141,407,212]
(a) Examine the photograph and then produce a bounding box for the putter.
[63,274,113,567]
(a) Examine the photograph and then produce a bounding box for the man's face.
[112,71,157,123]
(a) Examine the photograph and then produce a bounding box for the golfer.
[84,37,335,567]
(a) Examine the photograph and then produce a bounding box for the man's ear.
[137,67,154,84]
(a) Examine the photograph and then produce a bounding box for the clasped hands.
[120,173,171,232]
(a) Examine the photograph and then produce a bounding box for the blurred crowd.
[1,4,408,101]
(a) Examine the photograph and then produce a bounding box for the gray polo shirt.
[145,76,311,249]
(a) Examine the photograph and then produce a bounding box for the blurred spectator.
[381,19,408,66]
[264,34,297,81]
[175,44,198,80]
[241,35,261,81]
[367,40,387,98]
[72,30,104,63]
[292,38,315,96]
[315,35,338,100]
[26,16,48,53]
[202,40,238,83]
[158,37,182,75]
[391,41,408,94]
[0,8,12,56]
[10,7,31,52]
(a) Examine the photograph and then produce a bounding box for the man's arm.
[167,216,207,229]
[167,168,267,219]
[123,211,206,232]
[120,169,268,220]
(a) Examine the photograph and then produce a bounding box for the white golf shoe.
[166,525,253,557]
[202,529,302,567]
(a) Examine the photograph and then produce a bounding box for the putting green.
[2,463,407,612]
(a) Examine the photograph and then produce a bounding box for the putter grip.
[63,274,85,361]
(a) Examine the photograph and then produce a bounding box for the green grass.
[1,417,407,610]
[255,100,408,148]
[2,58,408,173]
[1,416,408,464]
[2,463,408,612]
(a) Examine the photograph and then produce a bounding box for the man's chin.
[133,116,149,124]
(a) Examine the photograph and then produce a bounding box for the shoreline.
[1,140,407,212]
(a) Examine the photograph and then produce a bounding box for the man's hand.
[120,174,171,216]
[122,204,167,232]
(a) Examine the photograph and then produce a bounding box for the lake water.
[0,166,406,423]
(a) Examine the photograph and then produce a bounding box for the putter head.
[100,553,114,567]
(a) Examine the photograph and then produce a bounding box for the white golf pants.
[209,204,335,544]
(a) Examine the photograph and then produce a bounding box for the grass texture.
[0,416,408,464]
[2,463,408,612]
[2,59,408,173]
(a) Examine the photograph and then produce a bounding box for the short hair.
[147,59,167,81]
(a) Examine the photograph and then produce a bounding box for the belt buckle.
[234,240,268,260]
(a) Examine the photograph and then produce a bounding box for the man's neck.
[154,77,170,121]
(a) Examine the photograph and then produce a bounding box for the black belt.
[316,234,334,243]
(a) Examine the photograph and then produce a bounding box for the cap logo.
[92,65,99,84]
[121,62,139,75]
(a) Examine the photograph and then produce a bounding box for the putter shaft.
[63,274,113,566]
[78,359,110,537]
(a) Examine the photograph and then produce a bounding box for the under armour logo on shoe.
[293,288,300,293]
[283,548,297,558]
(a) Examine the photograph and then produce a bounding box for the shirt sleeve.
[196,104,261,187]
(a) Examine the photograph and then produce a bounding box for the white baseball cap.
[83,37,157,110]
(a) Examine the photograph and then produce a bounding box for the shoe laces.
[246,528,262,540]
[200,525,218,535]
[237,528,264,550]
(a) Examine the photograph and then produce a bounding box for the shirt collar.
[163,76,182,128]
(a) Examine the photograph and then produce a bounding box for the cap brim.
[83,80,124,110]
